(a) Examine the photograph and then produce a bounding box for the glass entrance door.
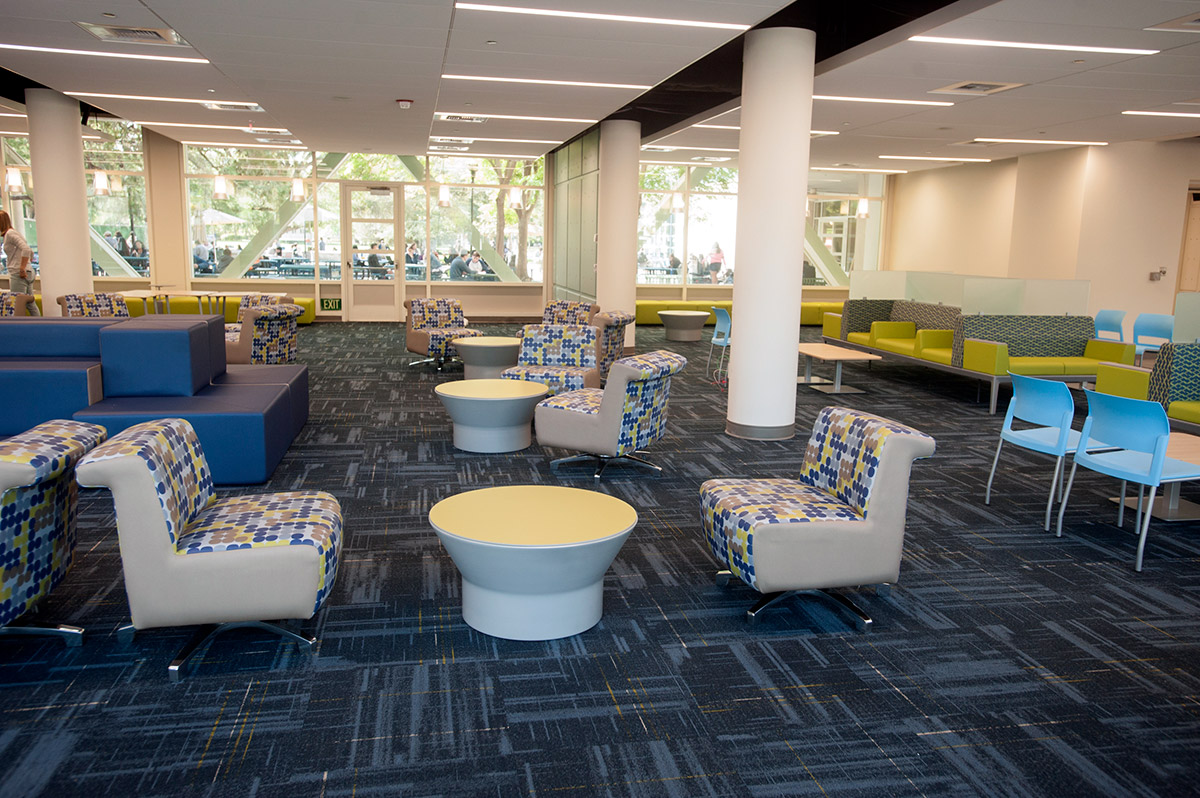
[341,184,403,321]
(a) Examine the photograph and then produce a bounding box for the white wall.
[885,159,1016,276]
[1008,148,1087,280]
[1076,140,1200,328]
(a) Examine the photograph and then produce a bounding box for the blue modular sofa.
[0,315,307,484]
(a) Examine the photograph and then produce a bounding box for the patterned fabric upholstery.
[78,418,342,615]
[0,291,21,316]
[59,293,131,318]
[426,328,485,361]
[1147,343,1200,407]
[543,300,595,325]
[245,303,303,364]
[537,388,603,415]
[409,297,467,330]
[889,301,960,331]
[837,299,895,339]
[237,293,285,322]
[700,407,934,590]
[0,420,108,626]
[596,310,635,379]
[178,492,341,612]
[502,323,599,396]
[952,315,1096,368]
[612,351,686,455]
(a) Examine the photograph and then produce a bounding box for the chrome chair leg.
[985,438,1003,505]
[1056,461,1079,537]
[1135,485,1155,572]
[0,622,84,647]
[550,453,663,481]
[715,570,732,586]
[167,620,316,683]
[1044,456,1062,531]
[817,589,873,632]
[746,591,797,624]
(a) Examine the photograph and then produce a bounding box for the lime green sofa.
[635,299,842,326]
[1096,342,1200,433]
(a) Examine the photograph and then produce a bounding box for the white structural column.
[26,89,92,315]
[726,28,815,440]
[596,119,640,347]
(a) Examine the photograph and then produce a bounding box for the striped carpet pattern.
[2,321,1199,797]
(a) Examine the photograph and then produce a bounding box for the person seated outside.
[448,252,470,280]
[192,240,208,266]
[367,243,382,269]
[468,251,492,275]
[215,247,234,271]
[405,243,420,264]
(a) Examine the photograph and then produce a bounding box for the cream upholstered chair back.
[57,292,130,317]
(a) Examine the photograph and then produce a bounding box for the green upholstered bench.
[635,299,842,326]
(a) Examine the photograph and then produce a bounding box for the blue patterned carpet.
[3,321,1200,797]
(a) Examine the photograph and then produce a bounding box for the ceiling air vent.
[203,102,265,112]
[951,140,997,148]
[431,136,476,144]
[255,136,302,145]
[691,156,731,163]
[429,144,470,152]
[931,81,1024,96]
[641,146,675,153]
[1145,13,1200,33]
[439,114,488,124]
[76,21,190,46]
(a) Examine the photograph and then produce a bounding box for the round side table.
[435,378,547,452]
[453,336,521,379]
[657,309,711,341]
[429,485,638,640]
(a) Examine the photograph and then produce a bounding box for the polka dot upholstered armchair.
[404,297,484,370]
[57,292,131,317]
[225,303,304,364]
[534,350,687,479]
[700,406,935,630]
[501,323,602,396]
[0,290,36,316]
[0,420,108,647]
[76,418,343,681]
[542,299,599,325]
[595,310,636,380]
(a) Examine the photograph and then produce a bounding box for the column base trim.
[725,420,795,440]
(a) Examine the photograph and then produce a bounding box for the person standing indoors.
[2,209,39,315]
[707,243,725,284]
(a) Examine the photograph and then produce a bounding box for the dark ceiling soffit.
[0,66,105,125]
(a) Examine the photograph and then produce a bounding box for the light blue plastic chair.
[1094,309,1126,342]
[986,373,1080,531]
[1055,390,1200,571]
[1133,312,1174,365]
[707,307,732,383]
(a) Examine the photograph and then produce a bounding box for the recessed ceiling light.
[813,166,908,173]
[0,42,208,63]
[183,140,307,150]
[646,145,739,153]
[0,130,103,140]
[814,94,954,107]
[453,136,563,144]
[880,155,992,162]
[67,92,260,107]
[909,35,1158,55]
[974,137,1107,146]
[1122,110,1200,119]
[102,12,117,18]
[442,74,651,90]
[428,151,541,160]
[454,3,751,31]
[438,112,598,123]
[134,121,291,133]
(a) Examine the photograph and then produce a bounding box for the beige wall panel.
[1008,148,1088,280]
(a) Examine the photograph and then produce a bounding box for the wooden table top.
[435,378,547,400]
[430,485,637,545]
[452,336,521,348]
[797,343,883,362]
[1167,432,1200,466]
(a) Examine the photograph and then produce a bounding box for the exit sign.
[320,298,342,311]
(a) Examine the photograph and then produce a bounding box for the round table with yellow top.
[453,335,522,379]
[429,485,638,640]
[434,378,547,453]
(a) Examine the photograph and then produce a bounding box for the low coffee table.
[658,310,711,342]
[453,336,521,379]
[797,343,882,394]
[429,485,637,640]
[435,378,547,452]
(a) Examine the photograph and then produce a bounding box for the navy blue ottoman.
[100,316,226,397]
[0,358,103,435]
[212,364,309,437]
[73,383,290,484]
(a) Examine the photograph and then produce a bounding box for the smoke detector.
[396,99,413,109]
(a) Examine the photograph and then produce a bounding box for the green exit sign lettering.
[320,298,342,311]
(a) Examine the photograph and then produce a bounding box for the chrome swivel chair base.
[407,355,462,372]
[118,620,316,682]
[550,452,663,481]
[715,570,887,632]
[0,622,84,647]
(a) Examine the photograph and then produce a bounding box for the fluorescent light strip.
[815,94,953,107]
[442,74,651,90]
[0,130,102,140]
[0,112,26,118]
[183,140,307,150]
[134,121,291,133]
[436,137,562,144]
[1122,110,1200,119]
[880,155,992,162]
[644,145,739,153]
[0,42,209,63]
[639,159,698,166]
[68,92,260,107]
[909,35,1158,56]
[693,124,839,136]
[454,3,750,30]
[974,137,1107,146]
[427,152,541,160]
[437,112,598,123]
[813,167,908,173]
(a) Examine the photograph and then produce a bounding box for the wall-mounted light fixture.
[6,167,22,192]
[438,184,451,207]
[508,186,522,209]
[92,170,110,196]
[213,175,229,200]
[290,178,305,202]
[856,198,869,218]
